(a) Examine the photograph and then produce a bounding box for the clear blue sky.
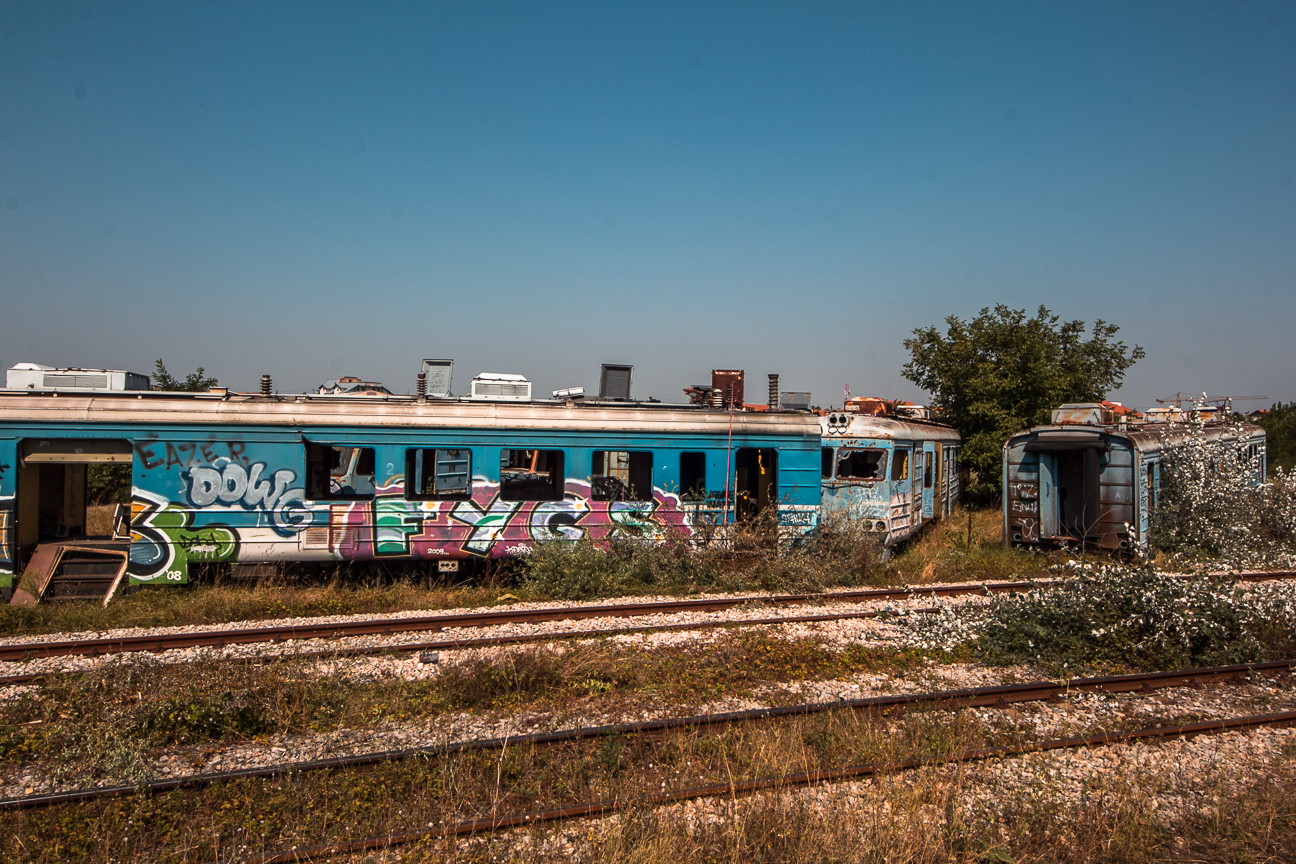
[2,1,1293,410]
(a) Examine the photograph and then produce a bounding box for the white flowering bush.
[902,564,1296,671]
[1150,422,1296,569]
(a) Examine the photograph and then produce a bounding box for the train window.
[500,449,565,501]
[836,448,887,480]
[821,447,834,478]
[306,443,376,500]
[592,450,652,501]
[680,452,706,501]
[924,452,933,488]
[406,449,472,500]
[890,448,909,482]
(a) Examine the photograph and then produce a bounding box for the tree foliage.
[902,305,1144,492]
[152,359,218,392]
[1255,402,1296,474]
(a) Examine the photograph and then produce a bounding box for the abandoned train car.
[819,401,962,546]
[1003,403,1266,553]
[0,385,824,598]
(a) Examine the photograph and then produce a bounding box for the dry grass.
[0,633,958,785]
[887,505,1055,586]
[7,702,1293,863]
[84,504,117,537]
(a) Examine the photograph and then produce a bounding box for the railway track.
[0,581,1024,663]
[241,705,1296,863]
[4,659,1290,812]
[3,569,1291,664]
[0,604,944,688]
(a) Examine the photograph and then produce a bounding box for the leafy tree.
[152,359,218,392]
[902,305,1144,494]
[1255,402,1296,474]
[86,463,131,506]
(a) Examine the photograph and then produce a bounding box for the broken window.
[836,448,887,481]
[924,452,933,488]
[821,447,834,479]
[890,448,909,482]
[591,450,652,501]
[406,448,471,500]
[500,449,564,501]
[307,444,376,500]
[680,452,706,500]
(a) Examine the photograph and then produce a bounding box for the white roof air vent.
[470,373,531,401]
[6,365,150,392]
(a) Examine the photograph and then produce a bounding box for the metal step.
[12,544,129,605]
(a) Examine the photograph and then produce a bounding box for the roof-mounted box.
[420,359,453,397]
[599,364,633,401]
[6,363,150,392]
[780,392,812,411]
[470,373,532,401]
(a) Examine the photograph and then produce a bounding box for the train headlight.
[874,520,888,532]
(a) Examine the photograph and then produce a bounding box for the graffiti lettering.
[530,496,590,542]
[450,498,522,556]
[1015,518,1039,542]
[184,461,311,536]
[129,490,239,582]
[0,496,13,574]
[134,439,249,471]
[1007,482,1038,500]
[1010,499,1039,515]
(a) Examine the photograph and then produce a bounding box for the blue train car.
[0,388,822,594]
[1003,403,1266,553]
[818,403,961,545]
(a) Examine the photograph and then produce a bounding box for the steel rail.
[0,605,944,688]
[3,659,1290,812]
[0,581,1028,662]
[240,707,1296,864]
[2,569,1290,664]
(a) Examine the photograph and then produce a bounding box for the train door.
[0,439,15,583]
[734,448,778,522]
[1038,454,1059,538]
[1057,449,1101,540]
[921,443,936,521]
[1036,448,1101,541]
[15,440,133,551]
[889,445,913,531]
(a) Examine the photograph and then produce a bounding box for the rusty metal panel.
[1051,404,1106,426]
[711,370,744,407]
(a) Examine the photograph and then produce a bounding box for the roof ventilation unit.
[6,363,149,392]
[781,392,812,411]
[420,359,453,397]
[470,373,532,401]
[599,364,633,401]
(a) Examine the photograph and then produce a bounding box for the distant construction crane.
[1156,392,1268,407]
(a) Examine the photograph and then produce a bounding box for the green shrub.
[905,564,1296,672]
[135,688,269,744]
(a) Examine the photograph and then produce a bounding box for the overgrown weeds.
[6,703,1293,863]
[1151,421,1296,569]
[520,511,888,599]
[0,634,956,781]
[905,563,1296,673]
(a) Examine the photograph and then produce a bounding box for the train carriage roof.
[0,390,821,437]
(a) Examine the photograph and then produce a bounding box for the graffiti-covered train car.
[818,402,962,546]
[0,388,823,595]
[1003,403,1266,554]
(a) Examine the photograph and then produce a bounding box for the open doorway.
[734,448,778,522]
[1056,448,1101,540]
[13,439,134,604]
[17,440,133,550]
